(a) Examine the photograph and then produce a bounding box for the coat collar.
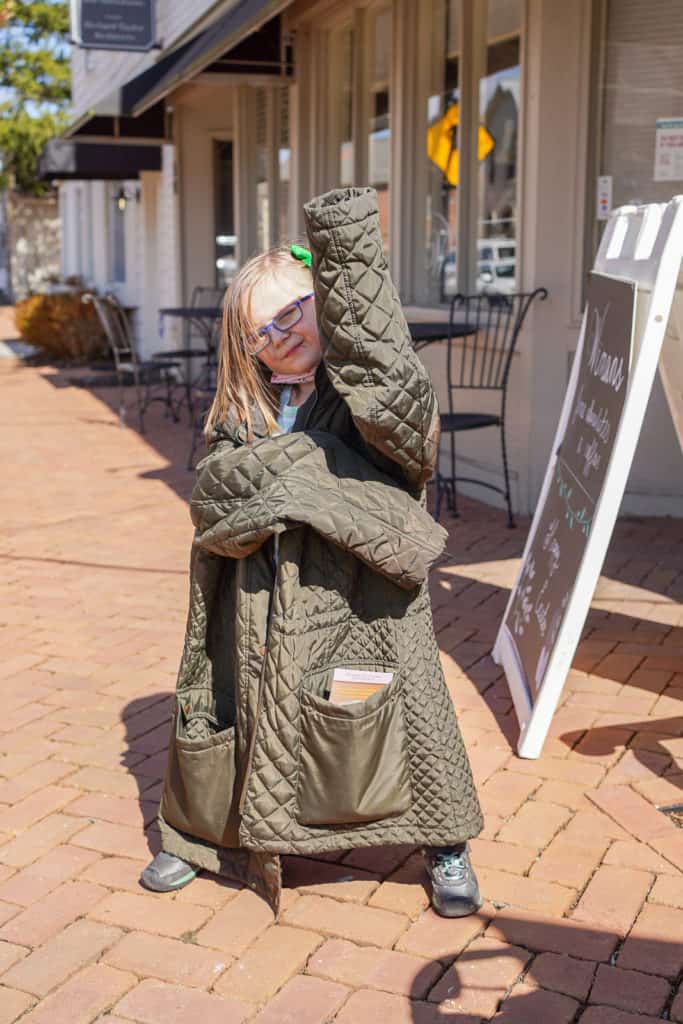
[207,360,329,450]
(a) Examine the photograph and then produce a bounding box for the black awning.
[64,97,168,143]
[129,0,293,115]
[37,140,161,181]
[63,0,293,141]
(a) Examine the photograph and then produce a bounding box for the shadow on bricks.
[561,716,683,801]
[121,691,175,859]
[399,913,683,1021]
[429,549,683,793]
[41,366,198,505]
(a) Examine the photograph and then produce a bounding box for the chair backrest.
[205,350,219,393]
[83,292,136,369]
[447,288,548,396]
[188,286,225,349]
[190,286,225,311]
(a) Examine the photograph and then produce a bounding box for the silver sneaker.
[424,842,483,918]
[140,851,199,893]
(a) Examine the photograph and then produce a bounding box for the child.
[142,187,484,918]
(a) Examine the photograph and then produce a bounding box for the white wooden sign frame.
[659,288,683,451]
[493,196,683,759]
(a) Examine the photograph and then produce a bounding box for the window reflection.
[338,25,354,186]
[214,140,236,289]
[368,6,392,253]
[255,87,270,252]
[478,0,520,296]
[426,0,460,304]
[109,184,126,284]
[426,0,520,301]
[278,87,291,241]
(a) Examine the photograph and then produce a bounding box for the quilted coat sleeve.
[190,431,447,590]
[303,187,440,489]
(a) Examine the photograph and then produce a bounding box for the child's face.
[248,268,322,377]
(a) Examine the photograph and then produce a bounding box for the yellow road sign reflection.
[428,103,495,186]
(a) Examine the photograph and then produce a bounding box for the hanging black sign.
[77,0,156,52]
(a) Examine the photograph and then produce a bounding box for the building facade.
[57,0,683,515]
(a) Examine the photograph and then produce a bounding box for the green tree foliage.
[0,0,70,194]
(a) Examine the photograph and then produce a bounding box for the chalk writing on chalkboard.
[505,273,635,700]
[555,461,592,536]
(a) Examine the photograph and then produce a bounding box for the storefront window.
[75,187,84,276]
[214,140,236,289]
[478,0,521,293]
[335,23,355,186]
[601,0,683,208]
[426,0,520,302]
[368,6,391,252]
[108,184,126,283]
[278,87,291,241]
[425,0,461,304]
[255,87,270,252]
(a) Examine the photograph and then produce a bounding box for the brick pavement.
[0,357,682,1023]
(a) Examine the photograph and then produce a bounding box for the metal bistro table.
[158,306,222,347]
[408,320,477,351]
[156,306,222,419]
[154,311,474,420]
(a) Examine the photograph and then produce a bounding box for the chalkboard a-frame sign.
[493,196,683,759]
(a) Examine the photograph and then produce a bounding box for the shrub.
[15,289,109,362]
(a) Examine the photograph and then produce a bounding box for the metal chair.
[190,285,225,311]
[187,349,218,471]
[84,293,181,434]
[187,285,224,353]
[153,287,224,423]
[435,287,548,528]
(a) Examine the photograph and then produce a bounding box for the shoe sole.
[431,894,484,918]
[140,867,198,893]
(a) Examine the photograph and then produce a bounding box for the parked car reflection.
[441,238,517,297]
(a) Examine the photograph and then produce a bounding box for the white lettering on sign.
[542,517,561,576]
[587,305,626,392]
[571,388,611,479]
[534,579,550,637]
[584,399,611,443]
[581,436,601,477]
[511,555,535,639]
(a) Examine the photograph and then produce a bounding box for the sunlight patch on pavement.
[440,558,682,627]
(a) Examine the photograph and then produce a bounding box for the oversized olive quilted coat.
[158,187,483,912]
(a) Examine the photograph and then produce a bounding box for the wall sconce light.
[116,185,141,212]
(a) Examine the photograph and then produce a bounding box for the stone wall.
[7,192,61,300]
[0,191,10,302]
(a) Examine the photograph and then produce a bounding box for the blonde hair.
[204,244,313,441]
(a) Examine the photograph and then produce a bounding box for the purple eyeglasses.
[245,292,315,355]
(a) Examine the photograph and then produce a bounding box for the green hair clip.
[290,243,312,269]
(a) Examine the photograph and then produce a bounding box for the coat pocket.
[295,676,412,826]
[160,704,239,848]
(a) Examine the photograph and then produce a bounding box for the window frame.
[290,0,525,304]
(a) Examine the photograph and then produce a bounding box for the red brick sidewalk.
[1,360,682,1023]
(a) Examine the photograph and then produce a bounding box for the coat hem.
[238,815,485,856]
[158,808,484,914]
[158,813,282,915]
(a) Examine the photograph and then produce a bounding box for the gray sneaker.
[140,851,199,893]
[424,843,483,918]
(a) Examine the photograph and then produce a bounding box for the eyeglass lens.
[273,303,303,332]
[248,302,303,353]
